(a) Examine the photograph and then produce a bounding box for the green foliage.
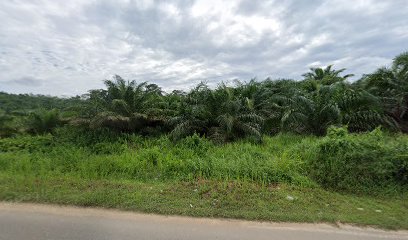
[0,129,407,195]
[91,142,127,155]
[302,65,354,87]
[25,109,64,134]
[326,125,348,137]
[2,175,407,230]
[0,135,53,153]
[3,52,408,139]
[1,53,408,229]
[0,112,18,137]
[281,85,342,135]
[308,127,408,193]
[0,134,313,186]
[53,126,129,148]
[0,92,85,113]
[337,87,391,132]
[177,133,212,155]
[82,75,167,133]
[169,83,263,142]
[0,52,407,197]
[358,52,408,132]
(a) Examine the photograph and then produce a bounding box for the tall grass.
[0,131,314,186]
[307,127,408,193]
[1,127,407,194]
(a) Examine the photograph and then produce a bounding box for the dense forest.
[1,52,407,140]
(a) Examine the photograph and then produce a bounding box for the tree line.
[1,52,407,142]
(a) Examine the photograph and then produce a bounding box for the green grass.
[1,173,407,229]
[0,131,407,229]
[0,133,316,185]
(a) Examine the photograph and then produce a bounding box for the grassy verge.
[1,173,407,230]
[0,131,407,229]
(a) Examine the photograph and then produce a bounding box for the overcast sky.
[0,0,407,96]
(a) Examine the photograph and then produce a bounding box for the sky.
[0,0,407,96]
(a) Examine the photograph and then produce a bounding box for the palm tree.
[168,101,209,140]
[169,83,263,142]
[359,52,408,132]
[337,87,393,132]
[302,65,354,87]
[303,65,354,81]
[168,83,212,140]
[0,112,17,137]
[210,85,263,142]
[84,75,167,133]
[26,109,63,134]
[393,52,408,77]
[88,76,146,132]
[280,84,341,136]
[255,79,304,134]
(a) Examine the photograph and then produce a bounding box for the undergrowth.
[1,127,407,195]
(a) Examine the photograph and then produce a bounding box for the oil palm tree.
[168,83,212,140]
[303,65,354,81]
[359,52,408,132]
[210,85,263,142]
[0,112,17,137]
[86,75,167,133]
[26,109,63,134]
[302,65,354,89]
[337,87,393,132]
[280,84,341,136]
[255,79,302,134]
[169,83,263,142]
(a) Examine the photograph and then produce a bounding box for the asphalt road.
[0,202,407,240]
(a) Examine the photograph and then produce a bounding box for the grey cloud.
[4,77,42,87]
[0,0,407,95]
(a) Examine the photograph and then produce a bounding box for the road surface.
[0,202,407,240]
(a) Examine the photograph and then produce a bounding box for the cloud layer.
[1,0,407,95]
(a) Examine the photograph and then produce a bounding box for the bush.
[53,126,127,147]
[91,142,126,155]
[0,135,53,153]
[1,130,406,194]
[308,127,408,193]
[25,109,63,134]
[177,133,212,156]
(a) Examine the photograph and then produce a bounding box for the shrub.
[177,133,212,156]
[53,126,126,147]
[91,142,126,155]
[25,109,63,134]
[308,127,408,193]
[0,135,53,153]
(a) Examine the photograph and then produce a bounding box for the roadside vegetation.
[0,52,407,229]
